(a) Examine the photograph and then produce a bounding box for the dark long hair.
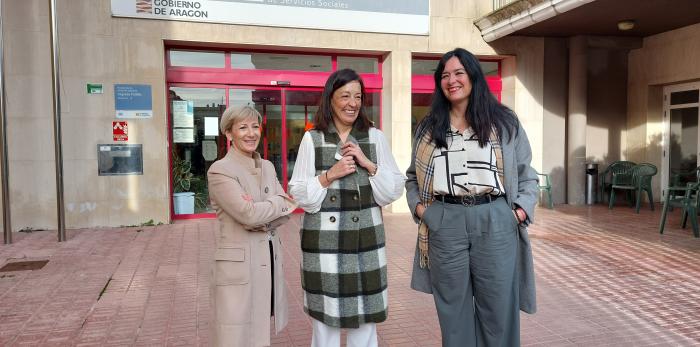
[313,68,372,132]
[416,48,518,148]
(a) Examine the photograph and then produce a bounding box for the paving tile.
[0,206,699,346]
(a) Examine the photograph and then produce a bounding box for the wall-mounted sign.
[113,121,128,142]
[111,0,429,35]
[115,84,152,119]
[87,83,103,94]
[98,144,144,176]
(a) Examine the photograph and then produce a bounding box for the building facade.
[2,0,549,231]
[2,0,699,233]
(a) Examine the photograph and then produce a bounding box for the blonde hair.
[220,105,262,134]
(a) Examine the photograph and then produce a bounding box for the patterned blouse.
[432,126,506,196]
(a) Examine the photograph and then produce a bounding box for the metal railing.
[493,0,519,11]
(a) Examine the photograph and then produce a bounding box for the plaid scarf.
[414,127,504,268]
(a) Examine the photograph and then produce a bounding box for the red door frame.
[167,48,384,220]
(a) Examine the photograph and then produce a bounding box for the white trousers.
[311,319,378,347]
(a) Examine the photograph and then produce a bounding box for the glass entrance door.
[282,88,380,186]
[170,84,380,218]
[664,83,700,191]
[226,87,381,188]
[285,89,322,186]
[169,87,226,216]
[229,88,284,181]
[227,87,322,189]
[669,107,699,175]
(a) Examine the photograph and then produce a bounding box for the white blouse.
[432,126,505,196]
[289,128,407,213]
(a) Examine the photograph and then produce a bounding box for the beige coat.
[207,149,297,347]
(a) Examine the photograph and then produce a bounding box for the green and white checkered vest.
[300,127,388,328]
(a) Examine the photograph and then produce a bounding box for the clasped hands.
[325,142,375,182]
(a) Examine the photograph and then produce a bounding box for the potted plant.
[172,150,196,214]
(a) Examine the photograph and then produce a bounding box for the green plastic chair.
[599,161,636,203]
[535,171,553,209]
[659,181,700,238]
[608,163,657,213]
[669,166,700,200]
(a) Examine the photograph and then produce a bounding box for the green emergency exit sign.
[87,83,103,94]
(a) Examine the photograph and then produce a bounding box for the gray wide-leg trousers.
[422,198,519,347]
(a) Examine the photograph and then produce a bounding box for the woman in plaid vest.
[405,48,539,346]
[289,69,406,347]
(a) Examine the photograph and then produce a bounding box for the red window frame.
[166,47,383,89]
[166,47,384,220]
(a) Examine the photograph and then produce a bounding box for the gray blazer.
[405,123,538,314]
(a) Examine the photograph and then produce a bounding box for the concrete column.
[567,36,588,205]
[382,50,412,213]
[543,38,568,205]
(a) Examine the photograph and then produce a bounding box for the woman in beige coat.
[207,105,297,347]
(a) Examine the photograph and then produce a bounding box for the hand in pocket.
[421,204,437,230]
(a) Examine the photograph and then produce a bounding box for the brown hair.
[313,68,372,132]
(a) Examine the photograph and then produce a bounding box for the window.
[480,61,499,76]
[410,57,502,137]
[412,59,437,75]
[671,90,700,105]
[169,50,225,68]
[337,56,379,73]
[231,52,332,72]
[412,58,499,76]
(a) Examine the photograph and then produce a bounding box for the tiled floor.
[0,203,699,346]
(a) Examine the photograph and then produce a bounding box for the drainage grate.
[0,260,49,272]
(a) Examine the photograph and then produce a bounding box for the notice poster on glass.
[172,100,194,128]
[204,116,219,136]
[202,140,218,161]
[173,128,194,143]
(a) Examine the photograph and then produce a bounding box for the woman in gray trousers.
[405,48,539,347]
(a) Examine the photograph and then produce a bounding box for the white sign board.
[112,0,429,35]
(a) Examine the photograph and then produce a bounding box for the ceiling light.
[617,20,635,31]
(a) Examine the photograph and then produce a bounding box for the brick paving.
[0,204,699,346]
